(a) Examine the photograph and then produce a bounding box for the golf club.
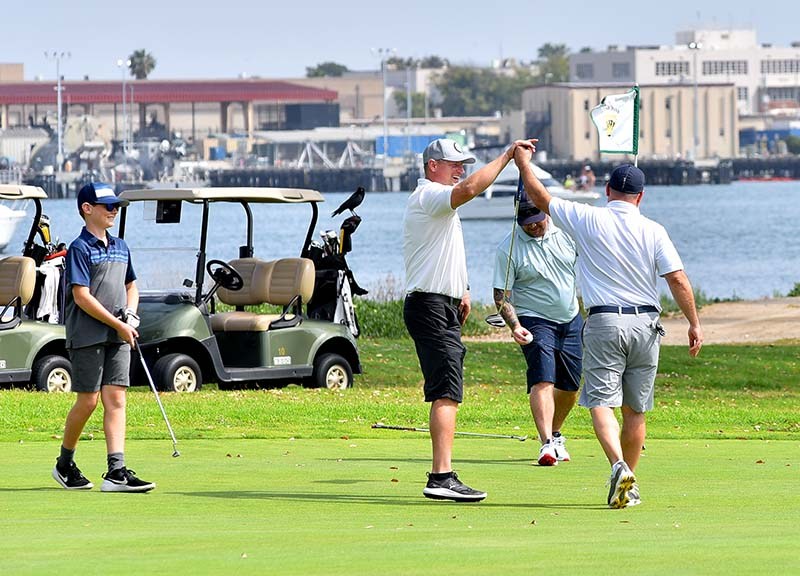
[485,175,525,328]
[372,423,527,442]
[134,338,180,457]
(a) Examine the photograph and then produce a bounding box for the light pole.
[373,48,395,166]
[44,51,70,172]
[795,53,800,106]
[406,61,414,157]
[117,59,131,156]
[688,41,702,160]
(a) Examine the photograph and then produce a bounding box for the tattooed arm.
[493,288,532,345]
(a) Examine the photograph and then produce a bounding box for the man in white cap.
[513,149,703,509]
[403,137,535,502]
[492,197,582,468]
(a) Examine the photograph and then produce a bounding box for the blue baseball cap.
[77,182,129,209]
[608,164,645,194]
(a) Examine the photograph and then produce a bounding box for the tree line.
[306,44,573,117]
[115,44,576,118]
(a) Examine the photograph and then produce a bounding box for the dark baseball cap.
[77,182,129,209]
[422,138,476,165]
[608,164,645,194]
[517,197,546,225]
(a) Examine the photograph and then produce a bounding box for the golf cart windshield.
[117,187,325,298]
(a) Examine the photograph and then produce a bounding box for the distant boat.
[0,201,27,253]
[458,162,600,220]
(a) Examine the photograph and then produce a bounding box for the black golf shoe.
[423,471,486,502]
[101,467,156,493]
[52,460,93,490]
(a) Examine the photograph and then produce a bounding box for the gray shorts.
[69,343,131,393]
[579,311,661,413]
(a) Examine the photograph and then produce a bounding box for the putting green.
[1,437,797,575]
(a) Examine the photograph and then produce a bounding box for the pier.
[21,156,800,197]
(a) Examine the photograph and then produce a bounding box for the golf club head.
[172,450,181,458]
[484,313,506,328]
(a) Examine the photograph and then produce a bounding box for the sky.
[5,0,800,81]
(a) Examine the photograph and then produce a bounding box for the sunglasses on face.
[90,202,121,212]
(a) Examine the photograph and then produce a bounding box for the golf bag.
[307,213,367,337]
[23,213,67,324]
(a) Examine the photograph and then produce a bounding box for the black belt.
[588,305,658,316]
[407,291,461,308]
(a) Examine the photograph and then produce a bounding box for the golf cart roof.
[119,187,324,204]
[0,184,48,201]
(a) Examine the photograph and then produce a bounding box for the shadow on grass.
[318,457,534,465]
[175,490,607,510]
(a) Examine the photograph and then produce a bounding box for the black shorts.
[519,314,583,393]
[403,292,466,403]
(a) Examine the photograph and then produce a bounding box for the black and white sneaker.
[423,472,487,502]
[52,460,93,490]
[101,467,156,493]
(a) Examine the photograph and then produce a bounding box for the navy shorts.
[403,292,466,403]
[519,314,583,393]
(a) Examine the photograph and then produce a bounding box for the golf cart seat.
[211,257,315,332]
[0,256,36,331]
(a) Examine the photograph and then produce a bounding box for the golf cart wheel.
[32,355,72,393]
[154,353,202,393]
[311,353,353,390]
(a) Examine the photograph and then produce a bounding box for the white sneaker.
[627,483,642,507]
[552,435,570,462]
[537,442,558,466]
[607,462,636,509]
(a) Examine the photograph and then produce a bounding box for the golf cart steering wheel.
[206,260,244,292]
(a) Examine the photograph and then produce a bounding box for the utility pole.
[688,41,702,160]
[117,58,131,156]
[44,51,70,174]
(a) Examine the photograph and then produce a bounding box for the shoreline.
[465,297,800,345]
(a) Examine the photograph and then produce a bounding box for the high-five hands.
[514,139,538,166]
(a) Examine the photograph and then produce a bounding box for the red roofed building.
[0,78,340,140]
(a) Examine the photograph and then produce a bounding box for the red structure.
[0,79,339,135]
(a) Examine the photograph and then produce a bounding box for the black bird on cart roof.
[331,186,366,217]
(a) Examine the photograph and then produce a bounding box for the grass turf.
[1,438,797,575]
[1,341,799,574]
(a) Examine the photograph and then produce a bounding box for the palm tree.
[128,50,156,80]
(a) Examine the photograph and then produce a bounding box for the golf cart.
[117,186,362,392]
[0,184,72,392]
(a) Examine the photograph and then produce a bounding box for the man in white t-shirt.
[514,147,703,509]
[403,137,535,502]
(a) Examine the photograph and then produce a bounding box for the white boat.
[0,201,27,253]
[458,162,600,220]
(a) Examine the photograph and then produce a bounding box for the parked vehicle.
[117,186,363,392]
[0,185,71,392]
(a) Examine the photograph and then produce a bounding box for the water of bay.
[4,181,799,302]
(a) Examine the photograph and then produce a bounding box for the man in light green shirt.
[493,198,583,467]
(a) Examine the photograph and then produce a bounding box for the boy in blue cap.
[52,182,155,492]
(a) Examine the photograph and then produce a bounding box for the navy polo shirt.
[64,227,137,349]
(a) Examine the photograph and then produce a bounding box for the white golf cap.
[422,139,476,165]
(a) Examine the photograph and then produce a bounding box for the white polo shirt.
[403,178,468,299]
[548,198,683,310]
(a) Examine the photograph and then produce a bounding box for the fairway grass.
[1,437,797,575]
[2,341,798,574]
